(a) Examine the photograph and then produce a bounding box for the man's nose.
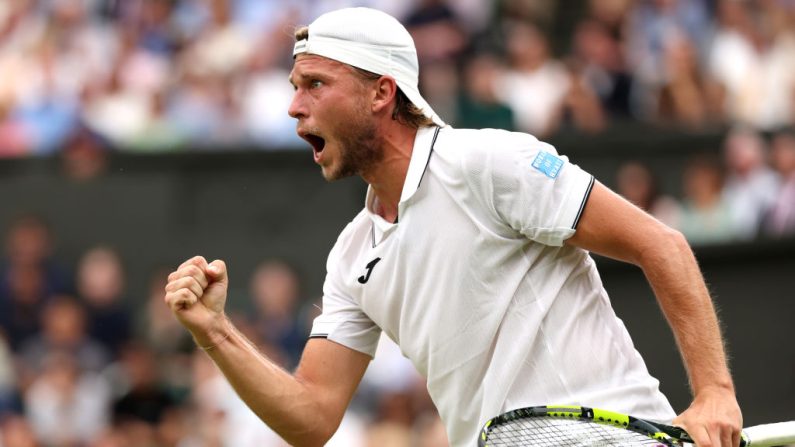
[288,90,306,120]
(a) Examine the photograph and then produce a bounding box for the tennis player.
[164,7,742,447]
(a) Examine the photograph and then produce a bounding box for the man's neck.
[362,124,418,223]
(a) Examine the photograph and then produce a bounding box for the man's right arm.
[200,321,370,446]
[164,256,370,446]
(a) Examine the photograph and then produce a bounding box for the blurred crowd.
[0,214,444,447]
[616,126,795,244]
[0,0,793,155]
[0,0,794,445]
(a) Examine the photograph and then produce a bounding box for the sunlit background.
[0,0,793,446]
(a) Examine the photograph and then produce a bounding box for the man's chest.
[334,200,520,359]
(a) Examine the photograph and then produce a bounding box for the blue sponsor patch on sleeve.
[531,151,564,179]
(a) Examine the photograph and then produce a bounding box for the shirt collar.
[364,126,440,241]
[399,125,440,204]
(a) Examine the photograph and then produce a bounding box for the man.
[164,7,742,446]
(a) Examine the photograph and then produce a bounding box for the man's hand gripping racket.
[673,385,743,447]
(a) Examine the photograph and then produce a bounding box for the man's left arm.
[567,181,743,447]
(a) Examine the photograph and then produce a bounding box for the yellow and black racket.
[479,405,795,446]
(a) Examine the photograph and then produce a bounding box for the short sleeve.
[310,244,381,357]
[465,132,594,246]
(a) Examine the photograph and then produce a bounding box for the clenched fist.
[164,256,229,346]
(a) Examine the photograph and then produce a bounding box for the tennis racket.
[479,405,795,446]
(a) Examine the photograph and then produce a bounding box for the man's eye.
[310,80,323,89]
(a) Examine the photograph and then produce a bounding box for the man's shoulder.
[436,126,544,158]
[323,207,370,259]
[438,126,537,146]
[334,208,370,245]
[434,127,553,177]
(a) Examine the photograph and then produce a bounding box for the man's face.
[289,55,383,181]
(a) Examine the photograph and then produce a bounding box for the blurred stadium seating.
[0,1,793,446]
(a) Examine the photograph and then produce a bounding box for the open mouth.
[301,132,326,154]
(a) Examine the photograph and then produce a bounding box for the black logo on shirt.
[357,258,382,284]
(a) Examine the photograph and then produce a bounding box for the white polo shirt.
[311,126,675,446]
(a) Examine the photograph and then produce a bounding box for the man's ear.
[372,76,398,115]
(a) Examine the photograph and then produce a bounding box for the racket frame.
[479,405,705,447]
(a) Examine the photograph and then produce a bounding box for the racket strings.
[485,417,675,447]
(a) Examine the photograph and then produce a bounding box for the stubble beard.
[322,102,383,181]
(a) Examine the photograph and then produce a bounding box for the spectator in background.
[0,214,71,349]
[0,263,48,351]
[496,0,559,31]
[494,20,570,136]
[230,0,297,38]
[0,0,113,154]
[59,125,110,182]
[764,128,795,237]
[708,0,795,131]
[0,0,38,156]
[18,296,110,381]
[0,0,34,156]
[0,332,20,415]
[405,0,469,127]
[0,414,41,447]
[190,348,287,447]
[137,267,194,403]
[454,52,515,130]
[165,0,246,146]
[237,9,305,149]
[615,161,679,227]
[677,154,736,244]
[183,0,253,78]
[165,67,239,147]
[140,267,193,355]
[0,102,30,157]
[570,18,634,121]
[248,259,307,369]
[11,37,79,155]
[655,31,724,129]
[722,128,779,240]
[358,335,434,447]
[555,57,607,134]
[75,3,179,151]
[626,0,713,118]
[365,424,410,447]
[412,412,449,447]
[23,350,110,447]
[76,246,132,358]
[40,0,118,71]
[85,426,133,447]
[404,0,468,64]
[418,59,460,129]
[81,67,146,149]
[109,19,183,152]
[111,343,179,446]
[121,0,182,56]
[239,60,305,149]
[123,57,188,151]
[153,405,192,447]
[0,0,40,60]
[1,215,68,286]
[18,0,119,144]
